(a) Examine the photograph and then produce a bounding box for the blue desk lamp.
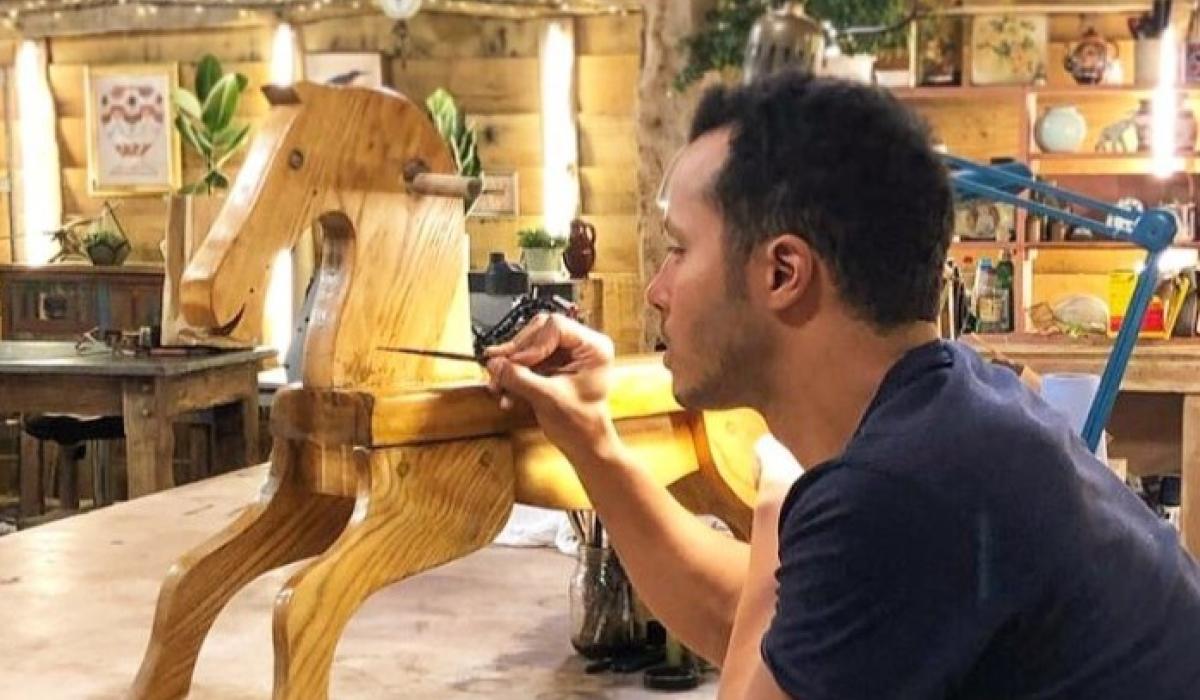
[946,155,1178,452]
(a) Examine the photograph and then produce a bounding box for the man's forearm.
[565,422,750,665]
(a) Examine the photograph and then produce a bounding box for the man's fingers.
[483,313,552,359]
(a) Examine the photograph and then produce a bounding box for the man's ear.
[762,234,813,310]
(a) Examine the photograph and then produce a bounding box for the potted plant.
[164,54,250,259]
[517,226,566,278]
[82,201,132,266]
[426,88,482,212]
[173,54,250,196]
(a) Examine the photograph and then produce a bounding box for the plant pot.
[520,246,563,276]
[86,239,131,266]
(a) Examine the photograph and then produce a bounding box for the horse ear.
[262,84,301,106]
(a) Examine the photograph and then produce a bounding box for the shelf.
[894,86,1200,102]
[1026,241,1200,249]
[950,240,1016,250]
[1029,152,1200,175]
[891,86,1026,101]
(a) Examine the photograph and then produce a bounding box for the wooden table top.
[0,466,716,698]
[0,342,275,377]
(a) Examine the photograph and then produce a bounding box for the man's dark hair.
[690,72,952,327]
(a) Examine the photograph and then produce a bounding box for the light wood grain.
[130,442,354,700]
[272,440,514,699]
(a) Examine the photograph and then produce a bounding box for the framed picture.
[85,64,181,196]
[303,52,384,88]
[913,15,964,87]
[971,14,1048,86]
[469,171,519,218]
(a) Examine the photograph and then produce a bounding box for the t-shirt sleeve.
[761,466,987,700]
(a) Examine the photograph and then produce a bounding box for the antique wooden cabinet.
[0,264,164,340]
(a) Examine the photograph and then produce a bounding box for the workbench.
[0,464,718,698]
[969,334,1200,555]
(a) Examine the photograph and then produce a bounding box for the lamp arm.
[944,154,1177,451]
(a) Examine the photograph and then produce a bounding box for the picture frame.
[303,52,385,88]
[970,14,1048,86]
[469,170,520,218]
[85,63,181,196]
[912,15,964,87]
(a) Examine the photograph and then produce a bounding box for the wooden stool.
[20,414,124,517]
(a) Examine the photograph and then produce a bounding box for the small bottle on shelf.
[975,257,1007,334]
[996,250,1015,333]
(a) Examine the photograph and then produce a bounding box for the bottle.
[975,257,1006,333]
[1187,2,1200,84]
[996,250,1015,332]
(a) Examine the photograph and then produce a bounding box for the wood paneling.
[473,112,542,167]
[577,54,638,116]
[49,27,271,65]
[576,14,642,55]
[578,114,637,167]
[391,57,541,114]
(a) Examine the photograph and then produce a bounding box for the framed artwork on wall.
[85,63,181,196]
[971,14,1048,86]
[303,52,385,88]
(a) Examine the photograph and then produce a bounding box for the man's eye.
[666,244,685,256]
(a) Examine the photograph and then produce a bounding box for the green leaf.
[234,72,249,93]
[180,180,207,195]
[212,122,250,151]
[195,55,223,102]
[174,114,211,158]
[201,74,240,133]
[172,87,202,121]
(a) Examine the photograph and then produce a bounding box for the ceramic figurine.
[1065,27,1118,85]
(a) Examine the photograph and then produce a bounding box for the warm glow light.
[540,20,578,240]
[15,40,61,265]
[1152,27,1179,179]
[264,249,293,360]
[269,22,298,86]
[265,22,300,356]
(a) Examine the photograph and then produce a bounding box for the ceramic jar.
[1035,106,1087,153]
[564,218,597,279]
[1064,27,1118,85]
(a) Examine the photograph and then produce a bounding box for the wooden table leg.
[213,384,259,473]
[18,429,44,519]
[1181,395,1200,557]
[123,379,176,498]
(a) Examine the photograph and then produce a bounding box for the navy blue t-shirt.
[762,340,1200,699]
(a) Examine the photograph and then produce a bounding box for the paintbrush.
[376,346,483,364]
[377,345,580,376]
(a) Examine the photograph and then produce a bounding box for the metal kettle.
[742,1,826,84]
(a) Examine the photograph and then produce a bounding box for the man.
[485,73,1200,699]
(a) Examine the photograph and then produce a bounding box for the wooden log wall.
[42,26,273,261]
[0,10,644,349]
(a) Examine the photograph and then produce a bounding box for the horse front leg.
[270,440,515,700]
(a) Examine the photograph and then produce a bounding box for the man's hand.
[483,313,617,464]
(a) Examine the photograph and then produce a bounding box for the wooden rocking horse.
[130,82,764,699]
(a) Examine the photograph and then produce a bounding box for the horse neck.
[301,189,478,392]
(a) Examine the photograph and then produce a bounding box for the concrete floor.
[0,466,718,699]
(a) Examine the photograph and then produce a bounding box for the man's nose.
[645,263,669,312]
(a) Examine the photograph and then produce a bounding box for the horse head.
[180,81,477,390]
